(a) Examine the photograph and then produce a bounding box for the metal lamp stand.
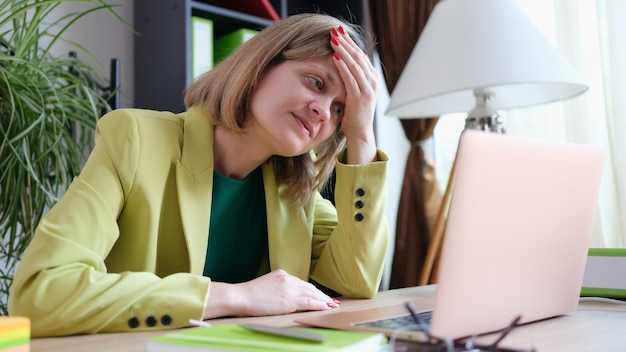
[419,89,505,285]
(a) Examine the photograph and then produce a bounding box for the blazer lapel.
[262,163,311,280]
[176,107,214,275]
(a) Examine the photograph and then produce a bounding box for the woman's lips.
[294,114,312,137]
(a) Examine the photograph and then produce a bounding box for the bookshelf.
[133,0,364,113]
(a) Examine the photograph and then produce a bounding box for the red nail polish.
[333,53,341,61]
[331,28,339,37]
[333,298,341,304]
[327,302,335,308]
[331,38,339,46]
[338,25,346,35]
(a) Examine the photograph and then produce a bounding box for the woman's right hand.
[203,269,339,319]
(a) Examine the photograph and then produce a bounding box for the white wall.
[49,0,135,108]
[373,55,411,291]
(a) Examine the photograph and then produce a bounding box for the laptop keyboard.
[355,311,433,331]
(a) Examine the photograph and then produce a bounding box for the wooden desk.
[31,285,626,352]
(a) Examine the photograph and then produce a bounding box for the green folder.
[214,28,258,64]
[191,16,214,79]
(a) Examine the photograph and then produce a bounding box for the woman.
[9,13,389,337]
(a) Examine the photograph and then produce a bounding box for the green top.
[204,167,267,283]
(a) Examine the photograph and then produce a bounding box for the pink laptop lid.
[430,130,606,339]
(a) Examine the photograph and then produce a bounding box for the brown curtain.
[368,0,443,288]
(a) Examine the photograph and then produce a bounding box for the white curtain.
[504,0,626,247]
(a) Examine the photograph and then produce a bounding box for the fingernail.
[327,302,336,308]
[333,53,341,61]
[331,38,339,46]
[331,28,339,37]
[338,25,346,35]
[333,298,341,305]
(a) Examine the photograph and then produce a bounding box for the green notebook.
[147,324,386,352]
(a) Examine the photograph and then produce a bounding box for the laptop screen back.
[430,130,606,339]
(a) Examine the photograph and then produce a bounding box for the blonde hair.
[184,13,373,206]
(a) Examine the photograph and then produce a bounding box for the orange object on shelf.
[199,0,280,21]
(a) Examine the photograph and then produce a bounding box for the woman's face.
[247,56,345,157]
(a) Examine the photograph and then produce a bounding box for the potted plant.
[0,0,124,314]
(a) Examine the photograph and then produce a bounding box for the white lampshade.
[386,0,588,118]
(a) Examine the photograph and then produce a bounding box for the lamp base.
[464,88,506,133]
[465,115,506,133]
[420,88,505,285]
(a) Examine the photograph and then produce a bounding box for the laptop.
[297,129,606,341]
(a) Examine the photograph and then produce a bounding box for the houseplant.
[0,0,123,314]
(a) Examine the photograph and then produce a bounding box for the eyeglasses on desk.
[381,302,536,352]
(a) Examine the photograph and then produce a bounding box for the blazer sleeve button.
[355,213,364,222]
[356,188,365,197]
[355,200,364,209]
[146,316,157,327]
[161,314,173,326]
[128,317,140,329]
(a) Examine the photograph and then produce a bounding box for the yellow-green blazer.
[9,107,389,337]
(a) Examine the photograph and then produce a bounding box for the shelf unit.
[133,0,363,113]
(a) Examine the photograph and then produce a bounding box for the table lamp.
[385,0,589,284]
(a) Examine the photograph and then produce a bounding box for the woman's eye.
[308,77,323,90]
[334,104,344,117]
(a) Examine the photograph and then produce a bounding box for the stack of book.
[581,247,626,298]
[0,317,30,352]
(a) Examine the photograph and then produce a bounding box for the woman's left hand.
[330,26,379,165]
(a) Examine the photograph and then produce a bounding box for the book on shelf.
[213,28,259,65]
[191,16,214,80]
[147,323,386,352]
[199,0,280,21]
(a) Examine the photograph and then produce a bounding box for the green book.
[213,28,258,65]
[147,324,386,352]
